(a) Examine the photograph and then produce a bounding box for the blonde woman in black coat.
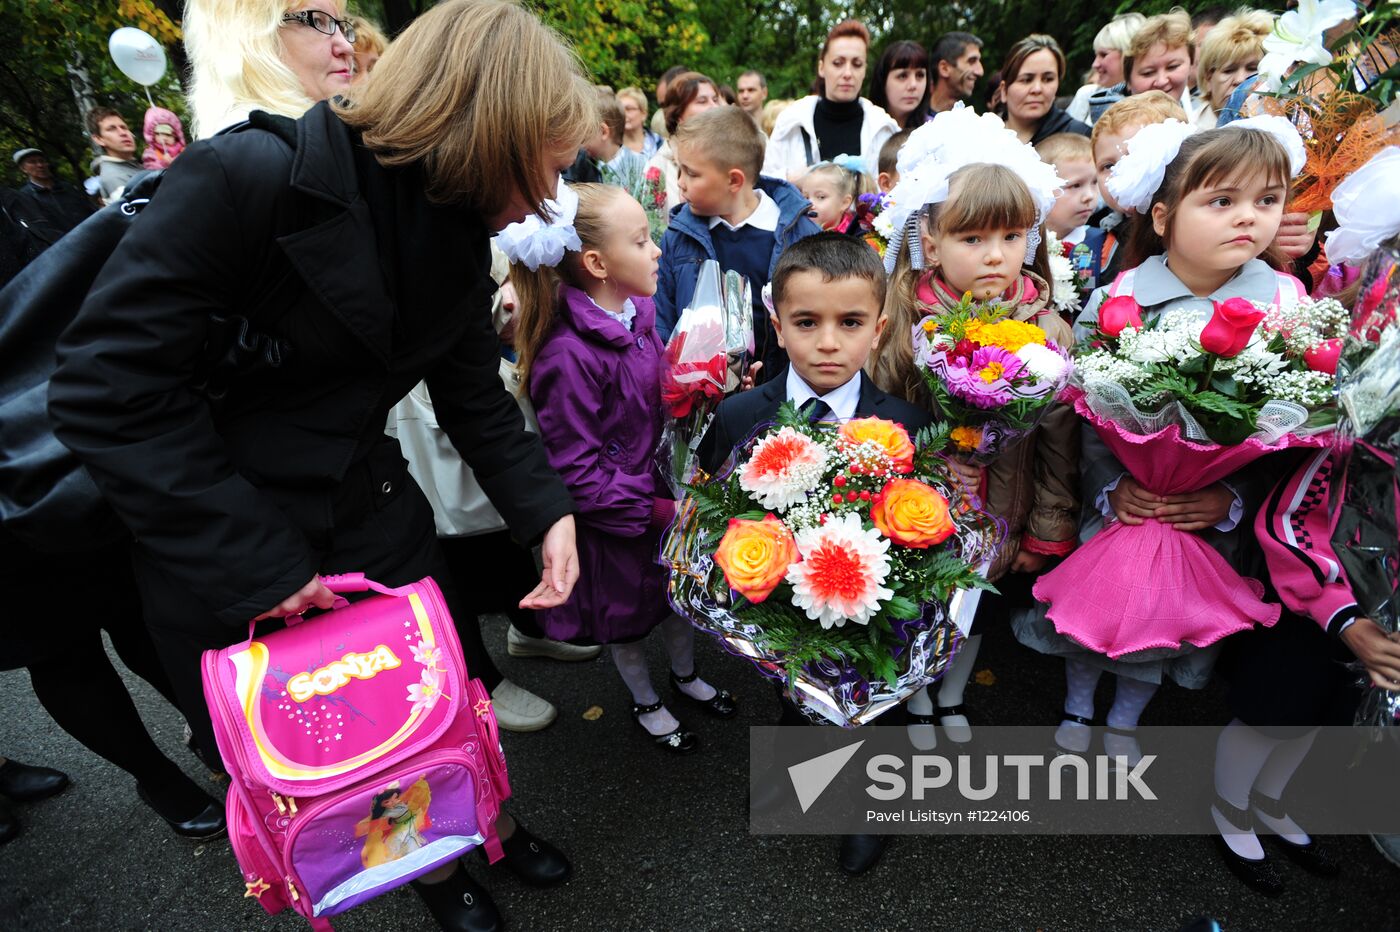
[49,3,593,928]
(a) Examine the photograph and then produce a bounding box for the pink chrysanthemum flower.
[739,426,829,510]
[785,513,893,628]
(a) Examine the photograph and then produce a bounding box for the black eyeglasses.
[281,9,356,43]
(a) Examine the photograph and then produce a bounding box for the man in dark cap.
[10,148,94,250]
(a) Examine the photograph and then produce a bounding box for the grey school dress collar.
[1132,254,1281,306]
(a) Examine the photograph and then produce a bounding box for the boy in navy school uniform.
[694,232,931,878]
[655,106,822,385]
[697,231,930,475]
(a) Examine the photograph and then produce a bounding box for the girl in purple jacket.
[505,182,738,754]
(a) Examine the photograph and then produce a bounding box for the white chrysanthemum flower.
[786,513,894,629]
[739,426,829,511]
[1015,342,1070,384]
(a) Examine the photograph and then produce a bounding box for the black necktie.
[801,398,832,424]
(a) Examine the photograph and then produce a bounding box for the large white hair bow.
[1104,119,1197,215]
[1325,146,1400,266]
[1227,115,1308,178]
[495,177,582,271]
[882,104,1065,273]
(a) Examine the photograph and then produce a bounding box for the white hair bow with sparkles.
[495,177,582,271]
[1104,119,1197,215]
[882,104,1064,273]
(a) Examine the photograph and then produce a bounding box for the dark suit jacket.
[696,368,932,475]
[49,102,574,625]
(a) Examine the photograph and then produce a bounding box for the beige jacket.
[869,273,1080,581]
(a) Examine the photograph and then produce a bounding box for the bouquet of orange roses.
[661,405,1002,725]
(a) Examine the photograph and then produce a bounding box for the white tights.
[1212,718,1316,860]
[610,617,716,736]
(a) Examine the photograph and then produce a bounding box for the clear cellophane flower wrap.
[657,261,754,497]
[1330,237,1400,728]
[660,407,1005,726]
[1034,298,1344,660]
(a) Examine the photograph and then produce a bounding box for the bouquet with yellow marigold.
[911,292,1073,464]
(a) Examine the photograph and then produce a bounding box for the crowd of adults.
[1,5,1274,278]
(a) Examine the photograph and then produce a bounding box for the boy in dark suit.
[697,231,930,476]
[695,232,931,877]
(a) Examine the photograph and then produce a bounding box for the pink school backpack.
[201,572,509,930]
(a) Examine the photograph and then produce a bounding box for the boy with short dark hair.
[656,106,821,383]
[583,89,646,182]
[697,232,929,475]
[695,232,929,877]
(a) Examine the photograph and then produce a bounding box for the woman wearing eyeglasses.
[185,1,356,137]
[50,2,593,929]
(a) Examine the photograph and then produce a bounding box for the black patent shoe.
[1051,713,1097,758]
[412,866,503,932]
[0,759,69,802]
[1251,790,1339,878]
[631,700,699,754]
[1210,796,1284,898]
[483,820,572,887]
[0,799,19,846]
[670,670,738,719]
[137,783,227,841]
[838,833,889,876]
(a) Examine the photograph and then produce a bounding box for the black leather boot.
[411,865,503,932]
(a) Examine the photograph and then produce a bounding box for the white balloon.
[109,27,167,87]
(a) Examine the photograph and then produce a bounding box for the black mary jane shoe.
[631,700,699,754]
[1210,795,1285,898]
[1251,789,1339,878]
[0,799,19,846]
[669,670,738,719]
[482,820,572,888]
[411,866,503,932]
[1051,713,1098,758]
[838,833,890,876]
[1102,725,1147,773]
[0,759,70,803]
[137,783,227,841]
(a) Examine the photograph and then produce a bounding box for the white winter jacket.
[761,95,898,180]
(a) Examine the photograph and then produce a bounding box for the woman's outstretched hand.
[255,575,337,621]
[520,515,579,609]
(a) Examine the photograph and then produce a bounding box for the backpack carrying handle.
[244,573,413,642]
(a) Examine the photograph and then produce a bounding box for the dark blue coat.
[654,176,821,379]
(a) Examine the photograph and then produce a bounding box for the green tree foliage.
[0,0,185,187]
[525,0,709,90]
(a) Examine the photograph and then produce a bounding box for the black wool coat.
[48,101,574,626]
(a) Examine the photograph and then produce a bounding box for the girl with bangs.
[872,151,1080,750]
[1017,123,1307,779]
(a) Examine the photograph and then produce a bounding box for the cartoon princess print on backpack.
[356,777,433,868]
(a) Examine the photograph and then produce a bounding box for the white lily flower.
[1256,0,1357,91]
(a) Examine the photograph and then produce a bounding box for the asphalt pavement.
[2,613,1397,931]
